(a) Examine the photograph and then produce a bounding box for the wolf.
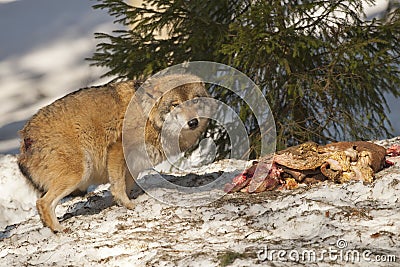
[18,74,210,232]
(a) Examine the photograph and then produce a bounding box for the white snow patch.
[0,155,37,229]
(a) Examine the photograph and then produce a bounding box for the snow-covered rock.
[0,137,399,266]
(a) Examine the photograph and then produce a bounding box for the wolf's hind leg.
[36,176,81,233]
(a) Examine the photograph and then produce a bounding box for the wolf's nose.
[188,118,199,129]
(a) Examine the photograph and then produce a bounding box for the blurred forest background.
[0,0,399,158]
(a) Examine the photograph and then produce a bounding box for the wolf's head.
[146,75,212,155]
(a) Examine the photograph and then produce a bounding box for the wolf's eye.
[192,98,199,104]
[170,102,179,110]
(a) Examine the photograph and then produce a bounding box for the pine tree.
[89,0,400,153]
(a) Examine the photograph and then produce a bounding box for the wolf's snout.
[187,118,199,129]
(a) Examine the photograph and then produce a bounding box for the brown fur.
[18,74,210,232]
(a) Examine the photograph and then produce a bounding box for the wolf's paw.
[115,198,135,210]
[123,201,135,210]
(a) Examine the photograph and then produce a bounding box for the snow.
[0,0,115,153]
[363,0,390,18]
[0,155,37,229]
[0,137,399,266]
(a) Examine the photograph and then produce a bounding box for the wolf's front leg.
[107,142,135,210]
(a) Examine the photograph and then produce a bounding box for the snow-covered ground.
[0,137,399,266]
